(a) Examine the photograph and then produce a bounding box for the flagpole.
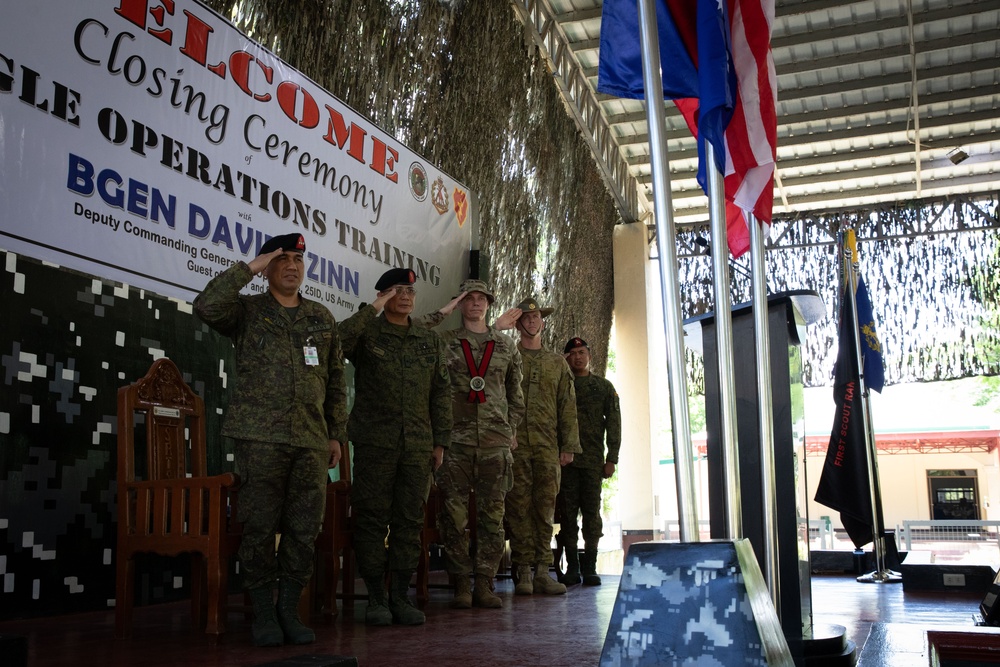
[749,212,780,609]
[843,234,901,584]
[636,0,699,541]
[706,145,742,539]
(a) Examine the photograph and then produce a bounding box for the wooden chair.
[312,445,361,617]
[416,484,444,605]
[416,487,476,604]
[115,358,239,637]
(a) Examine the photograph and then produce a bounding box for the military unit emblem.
[431,177,450,215]
[408,162,428,202]
[454,188,468,226]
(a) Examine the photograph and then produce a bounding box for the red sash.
[460,339,495,403]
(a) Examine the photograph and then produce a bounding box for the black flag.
[814,294,878,548]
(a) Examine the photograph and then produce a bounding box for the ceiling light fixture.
[947,148,969,165]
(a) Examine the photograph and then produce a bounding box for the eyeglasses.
[394,286,416,295]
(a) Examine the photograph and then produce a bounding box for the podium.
[685,290,825,652]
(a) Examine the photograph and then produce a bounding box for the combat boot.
[248,585,283,647]
[533,563,567,595]
[364,576,392,625]
[275,580,315,645]
[473,574,502,608]
[582,549,602,586]
[562,546,582,585]
[514,564,534,595]
[450,574,472,609]
[388,571,425,625]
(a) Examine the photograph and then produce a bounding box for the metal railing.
[663,520,713,542]
[898,520,1000,551]
[657,518,1000,564]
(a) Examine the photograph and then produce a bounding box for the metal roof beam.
[623,107,1000,162]
[771,3,994,51]
[508,0,641,223]
[667,178,1000,221]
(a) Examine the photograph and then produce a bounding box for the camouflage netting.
[678,194,1000,389]
[206,1,999,388]
[207,0,620,373]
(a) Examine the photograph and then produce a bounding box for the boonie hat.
[458,279,495,304]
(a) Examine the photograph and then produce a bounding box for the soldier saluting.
[194,232,348,648]
[337,268,452,626]
[435,279,524,609]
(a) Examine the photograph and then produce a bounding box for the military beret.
[564,337,589,353]
[376,268,416,291]
[260,233,306,255]
[458,278,495,304]
[516,297,554,318]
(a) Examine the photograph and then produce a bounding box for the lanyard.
[460,338,495,403]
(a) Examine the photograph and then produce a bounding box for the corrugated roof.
[511,0,1000,226]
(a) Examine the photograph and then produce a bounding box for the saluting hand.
[493,307,522,331]
[371,287,397,313]
[437,291,469,317]
[247,248,284,275]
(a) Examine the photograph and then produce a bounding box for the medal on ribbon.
[460,339,495,403]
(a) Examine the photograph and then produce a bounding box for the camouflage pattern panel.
[600,541,778,666]
[560,465,604,549]
[435,444,513,577]
[571,374,622,469]
[339,307,452,452]
[351,444,433,578]
[441,327,524,449]
[234,440,328,589]
[195,262,348,449]
[506,454,561,565]
[518,346,581,455]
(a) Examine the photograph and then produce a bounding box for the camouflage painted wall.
[0,250,235,620]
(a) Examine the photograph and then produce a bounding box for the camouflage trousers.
[233,440,329,590]
[505,448,561,565]
[351,443,434,579]
[558,465,604,551]
[435,443,514,578]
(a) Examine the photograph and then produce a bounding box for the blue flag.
[694,0,737,185]
[597,0,698,101]
[597,0,736,204]
[855,277,885,393]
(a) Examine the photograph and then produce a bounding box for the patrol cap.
[564,337,589,353]
[260,233,306,255]
[458,278,495,304]
[516,297,553,318]
[375,268,416,291]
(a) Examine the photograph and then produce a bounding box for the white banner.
[0,0,474,318]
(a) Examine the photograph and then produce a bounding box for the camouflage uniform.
[436,326,524,578]
[506,345,581,567]
[338,305,452,579]
[194,261,348,590]
[561,373,621,551]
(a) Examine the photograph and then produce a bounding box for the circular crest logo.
[408,161,428,202]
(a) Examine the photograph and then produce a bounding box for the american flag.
[598,0,778,259]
